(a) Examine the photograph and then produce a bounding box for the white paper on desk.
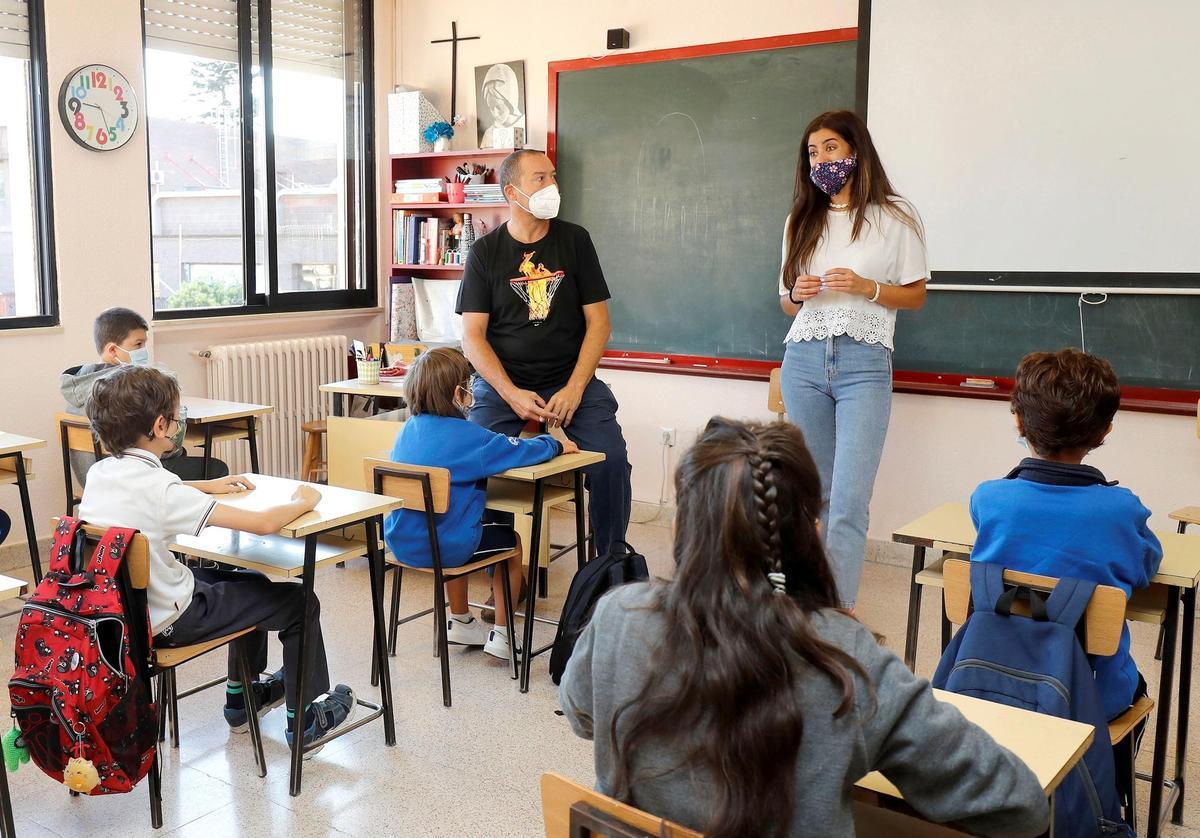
[412,277,463,344]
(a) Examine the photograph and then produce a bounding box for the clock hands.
[82,102,112,134]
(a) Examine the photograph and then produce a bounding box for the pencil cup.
[447,182,466,203]
[358,359,381,385]
[465,173,484,185]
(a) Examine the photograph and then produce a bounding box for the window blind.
[0,0,29,61]
[144,0,345,75]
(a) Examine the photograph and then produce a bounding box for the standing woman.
[778,110,928,609]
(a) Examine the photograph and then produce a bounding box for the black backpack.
[548,541,648,685]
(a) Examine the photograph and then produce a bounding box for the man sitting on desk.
[457,149,631,557]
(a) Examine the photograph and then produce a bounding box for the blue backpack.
[932,562,1129,837]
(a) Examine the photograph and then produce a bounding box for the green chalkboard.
[554,40,1200,391]
[555,39,857,362]
[895,291,1200,389]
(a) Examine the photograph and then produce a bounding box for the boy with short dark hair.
[60,306,228,484]
[971,348,1162,722]
[79,364,357,750]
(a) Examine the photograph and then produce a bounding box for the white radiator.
[200,335,348,478]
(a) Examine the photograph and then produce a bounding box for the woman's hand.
[821,268,874,298]
[789,274,823,302]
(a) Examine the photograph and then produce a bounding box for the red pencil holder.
[447,183,466,203]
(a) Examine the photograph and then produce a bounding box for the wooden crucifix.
[430,21,480,123]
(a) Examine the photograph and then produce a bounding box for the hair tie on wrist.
[869,280,881,303]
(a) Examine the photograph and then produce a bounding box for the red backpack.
[9,517,158,794]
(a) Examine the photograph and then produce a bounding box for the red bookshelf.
[388,148,513,281]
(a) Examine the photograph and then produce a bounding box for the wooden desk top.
[894,502,1200,589]
[181,396,273,423]
[172,529,365,578]
[0,433,46,457]
[857,689,1093,800]
[319,377,407,399]
[497,450,605,482]
[0,573,28,600]
[200,473,402,538]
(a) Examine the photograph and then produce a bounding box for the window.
[143,0,374,317]
[0,0,57,328]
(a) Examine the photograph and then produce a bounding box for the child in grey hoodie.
[59,307,228,486]
[560,418,1049,838]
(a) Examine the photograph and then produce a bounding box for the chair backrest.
[51,517,150,590]
[327,415,404,491]
[768,367,785,417]
[384,342,427,365]
[364,457,450,514]
[56,412,104,455]
[942,559,1126,655]
[541,772,702,838]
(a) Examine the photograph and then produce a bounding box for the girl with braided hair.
[560,417,1048,838]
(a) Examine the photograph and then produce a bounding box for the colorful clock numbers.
[58,64,139,152]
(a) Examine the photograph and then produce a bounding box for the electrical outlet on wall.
[660,427,676,447]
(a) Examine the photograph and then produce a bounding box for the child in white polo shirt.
[79,365,356,752]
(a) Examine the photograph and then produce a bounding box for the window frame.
[143,0,376,321]
[3,0,59,330]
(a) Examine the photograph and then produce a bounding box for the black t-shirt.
[456,219,610,389]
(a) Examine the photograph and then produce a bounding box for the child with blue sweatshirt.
[384,348,578,660]
[971,349,1162,725]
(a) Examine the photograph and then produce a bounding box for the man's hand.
[544,382,584,428]
[505,388,559,423]
[196,475,256,495]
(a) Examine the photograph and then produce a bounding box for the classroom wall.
[395,0,1200,536]
[0,0,393,559]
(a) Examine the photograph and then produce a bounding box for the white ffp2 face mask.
[513,184,561,220]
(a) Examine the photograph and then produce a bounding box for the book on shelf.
[395,192,444,204]
[394,178,445,191]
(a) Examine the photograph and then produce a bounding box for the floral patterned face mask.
[809,156,858,197]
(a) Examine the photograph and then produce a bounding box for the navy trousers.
[470,376,632,556]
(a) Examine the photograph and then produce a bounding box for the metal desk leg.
[903,545,926,671]
[202,425,214,480]
[333,392,344,418]
[519,479,546,693]
[365,517,396,745]
[1172,585,1195,824]
[288,535,318,797]
[0,730,15,837]
[574,471,587,571]
[1148,586,1180,837]
[14,453,41,583]
[59,424,75,516]
[246,416,260,474]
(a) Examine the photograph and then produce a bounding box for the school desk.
[180,396,273,478]
[170,473,402,797]
[495,449,606,693]
[856,688,1093,834]
[0,432,46,582]
[0,572,27,837]
[892,502,1200,836]
[319,377,406,417]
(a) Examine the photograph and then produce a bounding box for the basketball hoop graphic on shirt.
[509,251,565,323]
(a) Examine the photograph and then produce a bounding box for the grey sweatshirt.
[560,583,1050,837]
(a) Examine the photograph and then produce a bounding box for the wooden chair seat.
[1108,696,1155,745]
[386,548,519,577]
[302,419,328,434]
[1169,506,1200,527]
[301,420,329,483]
[153,627,257,668]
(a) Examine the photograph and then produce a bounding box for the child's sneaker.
[284,684,357,758]
[224,671,286,732]
[483,627,519,661]
[445,615,486,647]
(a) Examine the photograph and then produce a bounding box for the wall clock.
[58,64,139,152]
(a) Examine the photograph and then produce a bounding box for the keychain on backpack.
[2,722,28,773]
[63,737,99,794]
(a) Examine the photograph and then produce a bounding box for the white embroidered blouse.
[777,201,928,351]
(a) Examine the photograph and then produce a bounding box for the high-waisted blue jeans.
[781,334,893,607]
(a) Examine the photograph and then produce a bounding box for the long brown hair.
[781,109,920,290]
[610,418,867,838]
